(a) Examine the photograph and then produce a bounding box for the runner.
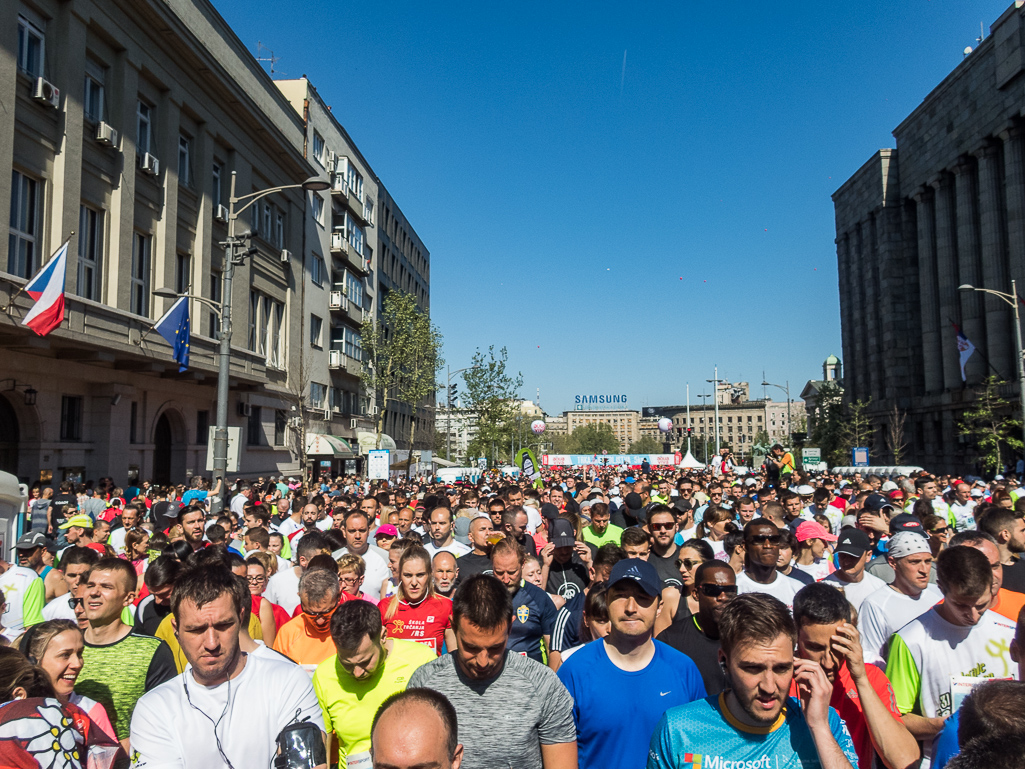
[490,537,557,665]
[370,688,464,769]
[272,567,341,669]
[41,547,99,621]
[379,544,455,655]
[735,518,803,609]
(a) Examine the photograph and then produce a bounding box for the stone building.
[564,409,639,453]
[833,1,1025,470]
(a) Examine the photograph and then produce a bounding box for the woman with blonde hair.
[377,545,455,655]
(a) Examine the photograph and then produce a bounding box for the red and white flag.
[21,241,68,337]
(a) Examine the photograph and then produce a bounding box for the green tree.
[958,375,1023,473]
[569,423,620,454]
[394,305,443,476]
[463,346,523,466]
[628,435,663,454]
[839,398,873,459]
[811,381,846,466]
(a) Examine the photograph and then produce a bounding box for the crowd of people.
[2,457,1025,769]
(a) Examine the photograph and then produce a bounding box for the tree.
[628,435,663,454]
[285,351,314,483]
[360,291,442,452]
[811,381,847,467]
[839,398,873,459]
[887,403,908,466]
[569,423,621,454]
[463,346,523,466]
[958,375,1023,474]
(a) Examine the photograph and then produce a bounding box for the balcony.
[331,176,368,226]
[328,348,364,378]
[330,231,369,276]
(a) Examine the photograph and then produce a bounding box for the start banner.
[541,454,678,467]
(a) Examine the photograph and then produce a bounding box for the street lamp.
[761,378,792,448]
[697,392,711,465]
[186,172,330,512]
[959,281,1025,456]
[706,366,721,458]
[443,364,479,463]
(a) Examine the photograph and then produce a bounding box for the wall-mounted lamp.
[0,379,38,406]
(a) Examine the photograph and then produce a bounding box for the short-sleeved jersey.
[509,581,558,662]
[0,565,45,635]
[647,693,858,769]
[551,591,586,653]
[379,594,453,654]
[858,585,942,666]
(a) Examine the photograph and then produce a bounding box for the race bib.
[346,751,372,769]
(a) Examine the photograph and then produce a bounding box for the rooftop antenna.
[255,41,283,75]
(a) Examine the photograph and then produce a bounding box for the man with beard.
[736,518,803,610]
[647,593,858,769]
[490,538,557,666]
[130,563,324,768]
[433,551,459,598]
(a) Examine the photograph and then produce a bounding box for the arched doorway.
[0,395,19,476]
[153,413,172,485]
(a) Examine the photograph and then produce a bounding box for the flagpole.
[948,318,1001,380]
[1,233,74,313]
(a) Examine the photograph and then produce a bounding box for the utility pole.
[706,366,721,458]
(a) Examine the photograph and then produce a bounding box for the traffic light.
[448,383,458,408]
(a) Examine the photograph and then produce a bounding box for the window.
[175,252,190,294]
[344,327,362,361]
[274,410,286,446]
[346,271,364,308]
[136,101,152,155]
[347,214,364,256]
[246,405,263,446]
[83,60,105,123]
[212,163,223,205]
[196,410,209,444]
[312,132,325,166]
[347,165,363,201]
[311,254,325,286]
[363,198,374,227]
[275,211,284,249]
[60,396,83,441]
[130,402,139,443]
[310,314,323,348]
[263,204,272,240]
[208,270,221,337]
[131,232,151,316]
[77,205,103,301]
[248,290,258,350]
[9,170,39,278]
[312,195,325,226]
[268,302,284,368]
[309,383,327,410]
[17,13,45,78]
[177,134,192,186]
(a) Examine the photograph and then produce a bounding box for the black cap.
[889,513,925,535]
[863,493,895,513]
[550,518,576,547]
[540,503,560,521]
[625,492,643,510]
[835,528,871,558]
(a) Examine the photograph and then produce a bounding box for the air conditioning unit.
[323,407,332,420]
[350,418,358,429]
[332,405,342,414]
[280,249,292,264]
[214,204,229,223]
[32,77,60,108]
[329,349,342,367]
[331,231,345,251]
[140,153,159,176]
[326,150,337,167]
[329,291,343,310]
[236,402,252,417]
[95,121,118,147]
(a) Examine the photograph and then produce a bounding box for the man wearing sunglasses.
[647,507,685,593]
[657,561,737,696]
[272,568,341,671]
[736,519,803,610]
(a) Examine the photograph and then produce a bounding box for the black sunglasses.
[747,534,783,546]
[698,584,738,598]
[68,596,84,609]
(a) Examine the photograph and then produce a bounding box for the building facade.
[833,1,1025,470]
[564,409,639,453]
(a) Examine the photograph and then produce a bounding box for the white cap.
[797,485,814,496]
[881,480,898,492]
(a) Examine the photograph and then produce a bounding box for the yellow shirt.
[155,610,263,673]
[312,638,435,764]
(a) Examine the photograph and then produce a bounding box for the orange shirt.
[991,588,1025,624]
[272,613,335,672]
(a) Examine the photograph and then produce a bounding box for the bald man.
[371,688,463,769]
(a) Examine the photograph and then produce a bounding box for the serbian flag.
[21,241,68,336]
[954,323,976,382]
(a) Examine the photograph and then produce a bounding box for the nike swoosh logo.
[660,691,670,696]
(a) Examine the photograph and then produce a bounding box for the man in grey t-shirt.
[409,574,577,769]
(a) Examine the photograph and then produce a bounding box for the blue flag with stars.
[153,296,190,372]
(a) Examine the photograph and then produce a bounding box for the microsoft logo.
[684,754,703,768]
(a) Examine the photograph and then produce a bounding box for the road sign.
[852,447,869,467]
[602,449,608,455]
[205,426,241,472]
[802,448,822,466]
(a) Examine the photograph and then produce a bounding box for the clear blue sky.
[218,0,1005,413]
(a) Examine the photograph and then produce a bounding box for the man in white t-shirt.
[885,545,1017,768]
[107,504,142,556]
[858,532,942,667]
[948,482,978,533]
[333,510,390,600]
[424,507,471,559]
[130,563,324,769]
[821,528,887,612]
[735,519,803,610]
[264,531,331,615]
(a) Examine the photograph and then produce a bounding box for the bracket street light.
[958,281,1025,457]
[170,172,329,512]
[0,379,37,406]
[761,378,792,448]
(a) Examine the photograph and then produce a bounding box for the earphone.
[183,671,235,769]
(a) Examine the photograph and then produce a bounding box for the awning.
[357,431,397,453]
[306,433,356,457]
[433,457,457,467]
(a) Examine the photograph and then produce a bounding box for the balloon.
[657,417,673,433]
[531,420,546,435]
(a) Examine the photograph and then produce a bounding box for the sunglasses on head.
[698,583,738,598]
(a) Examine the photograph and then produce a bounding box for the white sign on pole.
[368,450,390,480]
[205,426,241,472]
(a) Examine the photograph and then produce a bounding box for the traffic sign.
[602,449,608,455]
[802,448,821,466]
[852,447,869,467]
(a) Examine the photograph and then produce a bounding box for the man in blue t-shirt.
[648,592,858,769]
[492,538,558,665]
[559,558,706,769]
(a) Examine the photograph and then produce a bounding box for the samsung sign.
[574,394,628,406]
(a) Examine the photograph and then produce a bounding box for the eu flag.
[154,296,190,372]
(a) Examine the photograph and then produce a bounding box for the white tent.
[679,451,705,469]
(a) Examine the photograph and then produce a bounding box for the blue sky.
[218,0,1006,413]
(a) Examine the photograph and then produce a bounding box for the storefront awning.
[357,431,397,453]
[306,433,356,457]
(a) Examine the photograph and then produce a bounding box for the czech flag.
[21,241,68,337]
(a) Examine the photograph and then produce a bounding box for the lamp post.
[959,281,1025,455]
[170,171,329,512]
[761,378,792,447]
[706,366,721,458]
[444,364,477,463]
[697,392,711,465]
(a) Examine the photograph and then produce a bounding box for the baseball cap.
[797,485,814,496]
[15,531,49,550]
[625,492,643,511]
[889,513,925,536]
[970,488,984,498]
[887,531,931,559]
[607,558,662,598]
[60,514,94,530]
[840,514,858,529]
[863,493,895,514]
[795,521,838,543]
[625,476,635,484]
[374,524,398,538]
[888,489,905,501]
[550,518,576,548]
[881,480,898,492]
[540,503,560,521]
[835,528,871,558]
